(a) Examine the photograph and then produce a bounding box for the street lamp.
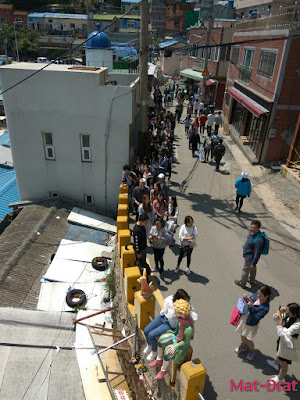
[13,21,22,62]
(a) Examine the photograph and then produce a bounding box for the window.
[15,18,22,23]
[214,46,220,62]
[70,23,75,28]
[49,19,52,23]
[189,45,198,58]
[231,46,240,66]
[0,17,7,23]
[81,134,91,162]
[201,46,211,60]
[127,20,135,29]
[257,50,277,78]
[2,9,7,13]
[239,48,255,84]
[42,132,55,160]
[225,92,230,106]
[84,194,94,205]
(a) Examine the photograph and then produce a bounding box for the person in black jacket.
[213,138,226,171]
[133,214,151,279]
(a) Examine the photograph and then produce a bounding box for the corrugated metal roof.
[0,130,10,147]
[0,166,20,220]
[159,39,179,49]
[27,12,47,18]
[28,12,88,20]
[94,14,140,20]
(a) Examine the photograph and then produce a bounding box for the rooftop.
[28,12,88,20]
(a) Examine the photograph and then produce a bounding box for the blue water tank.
[86,23,111,49]
[227,0,234,8]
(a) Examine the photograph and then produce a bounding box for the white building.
[85,23,114,72]
[0,63,140,216]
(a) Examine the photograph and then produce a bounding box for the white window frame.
[201,46,211,60]
[15,18,23,23]
[189,44,198,59]
[214,46,220,62]
[241,47,255,69]
[81,134,92,162]
[84,194,94,205]
[42,131,55,160]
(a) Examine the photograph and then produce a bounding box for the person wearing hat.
[235,172,252,213]
[149,299,194,380]
[132,178,150,220]
[157,173,169,202]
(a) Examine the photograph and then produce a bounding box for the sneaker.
[235,345,248,354]
[266,359,280,372]
[146,351,157,361]
[174,268,179,274]
[246,351,255,361]
[143,345,150,354]
[149,359,163,368]
[155,369,169,380]
[185,268,191,275]
[269,375,283,383]
[234,280,246,289]
[234,207,238,211]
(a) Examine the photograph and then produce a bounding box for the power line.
[0,0,143,96]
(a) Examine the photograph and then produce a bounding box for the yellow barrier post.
[118,229,131,257]
[134,291,155,331]
[179,359,206,400]
[119,183,129,194]
[117,216,128,238]
[121,244,136,275]
[119,193,129,206]
[124,267,141,316]
[117,203,128,217]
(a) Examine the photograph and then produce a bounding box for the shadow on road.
[203,373,218,400]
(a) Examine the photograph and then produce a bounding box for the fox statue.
[137,268,154,298]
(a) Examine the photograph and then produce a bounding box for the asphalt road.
[147,114,300,400]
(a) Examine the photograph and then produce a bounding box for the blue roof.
[27,13,47,18]
[159,39,180,49]
[0,131,10,147]
[113,46,137,57]
[86,24,111,49]
[0,166,20,221]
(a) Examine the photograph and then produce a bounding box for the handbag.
[230,307,241,326]
[236,298,249,314]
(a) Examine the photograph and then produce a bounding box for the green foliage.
[0,25,40,60]
[11,1,52,11]
[45,48,66,59]
[106,269,116,299]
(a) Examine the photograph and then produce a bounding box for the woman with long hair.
[267,302,300,383]
[150,182,161,203]
[149,217,167,273]
[235,284,272,361]
[153,192,167,220]
[176,216,197,275]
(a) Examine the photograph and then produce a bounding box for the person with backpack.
[190,129,200,158]
[235,220,269,288]
[211,133,220,161]
[213,138,226,171]
[203,133,212,163]
[235,171,252,213]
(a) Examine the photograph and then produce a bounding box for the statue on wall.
[138,268,154,298]
[149,299,194,380]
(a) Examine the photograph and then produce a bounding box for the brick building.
[166,2,195,34]
[186,25,234,109]
[222,5,300,163]
[0,4,28,25]
[150,0,167,34]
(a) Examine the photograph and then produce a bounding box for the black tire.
[92,257,108,271]
[66,289,87,308]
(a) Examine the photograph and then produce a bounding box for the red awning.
[227,87,269,118]
[197,79,215,89]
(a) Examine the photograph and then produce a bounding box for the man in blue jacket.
[235,220,265,288]
[235,171,251,213]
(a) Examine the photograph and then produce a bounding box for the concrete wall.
[86,49,114,72]
[0,64,140,216]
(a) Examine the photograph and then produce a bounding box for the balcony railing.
[239,66,252,85]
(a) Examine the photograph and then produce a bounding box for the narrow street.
[147,108,300,400]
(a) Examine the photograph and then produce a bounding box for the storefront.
[179,68,216,105]
[228,86,270,158]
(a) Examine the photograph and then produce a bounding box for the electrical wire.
[0,0,143,96]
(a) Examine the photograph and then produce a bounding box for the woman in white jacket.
[267,303,300,383]
[175,215,198,275]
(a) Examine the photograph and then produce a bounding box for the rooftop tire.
[66,289,86,308]
[92,257,108,271]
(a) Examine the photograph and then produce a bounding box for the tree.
[1,25,40,60]
[11,1,52,11]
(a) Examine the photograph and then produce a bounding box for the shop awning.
[197,79,216,88]
[227,87,269,118]
[179,68,203,81]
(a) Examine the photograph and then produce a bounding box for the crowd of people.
[120,81,299,384]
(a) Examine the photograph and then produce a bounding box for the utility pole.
[139,0,149,155]
[201,0,213,105]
